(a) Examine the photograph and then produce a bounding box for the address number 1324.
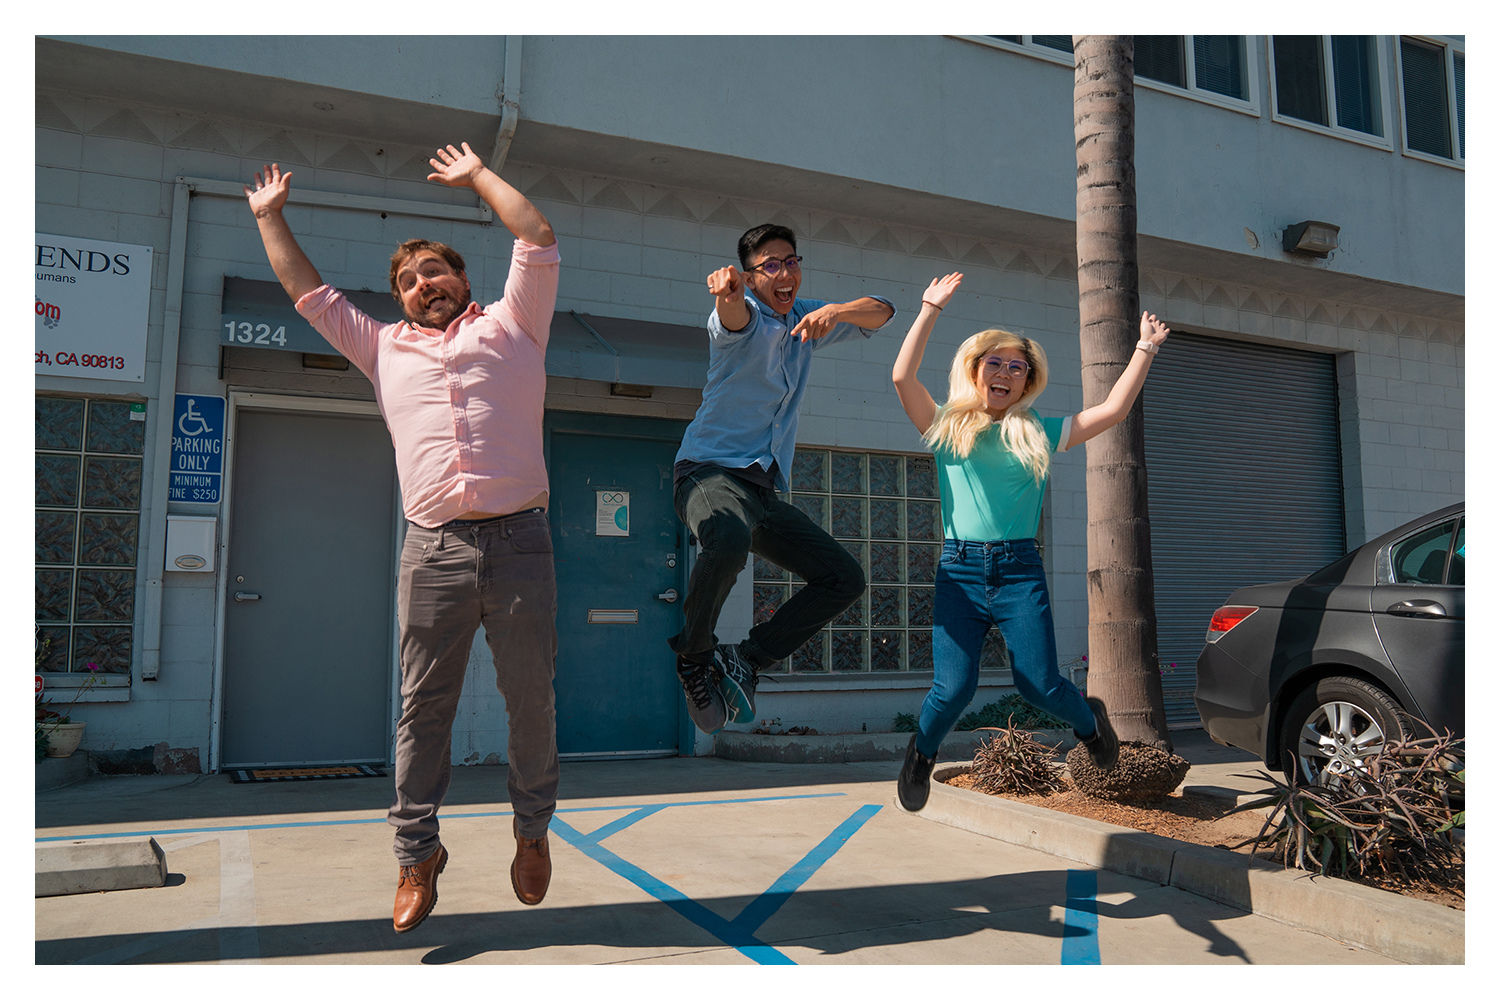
[224,321,288,346]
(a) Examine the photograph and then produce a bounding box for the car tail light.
[1206,605,1258,642]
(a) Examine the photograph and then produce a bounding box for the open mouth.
[772,285,794,308]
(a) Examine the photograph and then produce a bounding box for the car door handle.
[656,589,678,603]
[1386,600,1446,618]
[234,591,261,602]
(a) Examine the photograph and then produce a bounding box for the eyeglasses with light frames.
[746,254,803,277]
[980,356,1031,380]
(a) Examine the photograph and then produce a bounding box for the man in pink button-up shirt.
[246,142,559,932]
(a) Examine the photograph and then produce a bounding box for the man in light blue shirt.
[670,223,896,733]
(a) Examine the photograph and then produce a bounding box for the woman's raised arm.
[892,273,963,434]
[1065,311,1171,449]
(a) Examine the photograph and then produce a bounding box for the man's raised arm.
[244,164,325,302]
[428,142,555,248]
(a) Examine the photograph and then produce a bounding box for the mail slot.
[588,610,639,624]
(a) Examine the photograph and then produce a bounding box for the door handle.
[1387,599,1447,618]
[656,588,679,603]
[234,591,261,602]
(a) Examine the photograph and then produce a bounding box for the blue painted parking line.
[34,792,846,843]
[552,802,883,965]
[1060,869,1101,965]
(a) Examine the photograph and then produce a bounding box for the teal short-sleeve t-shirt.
[936,414,1071,541]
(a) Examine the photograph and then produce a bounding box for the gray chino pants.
[389,510,559,866]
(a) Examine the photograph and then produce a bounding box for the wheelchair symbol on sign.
[178,399,212,436]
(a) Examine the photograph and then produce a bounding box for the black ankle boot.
[1081,697,1119,770]
[897,734,936,812]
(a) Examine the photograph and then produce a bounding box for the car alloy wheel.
[1279,676,1408,788]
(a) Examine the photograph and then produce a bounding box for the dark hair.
[389,239,467,300]
[737,224,797,270]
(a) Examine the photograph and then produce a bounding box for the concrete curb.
[916,763,1463,965]
[36,836,167,897]
[714,728,1076,764]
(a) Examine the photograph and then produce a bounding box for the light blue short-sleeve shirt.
[675,290,894,492]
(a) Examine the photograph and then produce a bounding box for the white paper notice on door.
[595,490,629,536]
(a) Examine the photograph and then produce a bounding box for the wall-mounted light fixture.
[1282,220,1340,257]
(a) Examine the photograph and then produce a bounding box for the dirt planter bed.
[915,762,1463,966]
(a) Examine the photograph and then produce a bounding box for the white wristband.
[1135,340,1159,354]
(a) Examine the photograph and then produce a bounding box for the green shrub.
[892,712,917,733]
[957,694,1068,731]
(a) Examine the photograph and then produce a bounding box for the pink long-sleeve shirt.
[295,238,560,528]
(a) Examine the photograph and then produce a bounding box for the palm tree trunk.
[1072,35,1171,750]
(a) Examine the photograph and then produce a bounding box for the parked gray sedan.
[1194,503,1464,785]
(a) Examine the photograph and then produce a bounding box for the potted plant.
[36,629,102,761]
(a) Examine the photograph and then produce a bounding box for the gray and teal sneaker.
[715,643,758,724]
[677,657,727,735]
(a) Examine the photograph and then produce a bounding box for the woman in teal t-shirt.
[890,272,1171,811]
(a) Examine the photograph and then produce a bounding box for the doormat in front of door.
[228,764,387,784]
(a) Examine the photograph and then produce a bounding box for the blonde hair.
[923,329,1053,483]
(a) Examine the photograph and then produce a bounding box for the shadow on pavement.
[35,870,1250,965]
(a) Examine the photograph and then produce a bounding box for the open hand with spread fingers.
[1140,311,1170,349]
[427,142,485,188]
[244,163,293,218]
[923,272,963,311]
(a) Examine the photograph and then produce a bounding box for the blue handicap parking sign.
[170,394,227,504]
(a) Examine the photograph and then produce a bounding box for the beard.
[405,289,472,330]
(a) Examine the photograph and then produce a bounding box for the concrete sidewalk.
[37,741,1401,965]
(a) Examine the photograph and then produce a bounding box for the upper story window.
[989,35,1073,56]
[983,35,1258,113]
[1270,36,1392,147]
[1135,35,1255,108]
[1398,36,1464,164]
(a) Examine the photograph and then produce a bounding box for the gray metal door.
[221,407,397,767]
[1142,332,1346,728]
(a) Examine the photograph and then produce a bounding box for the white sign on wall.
[35,232,154,383]
[595,490,630,537]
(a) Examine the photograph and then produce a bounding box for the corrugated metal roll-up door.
[1140,332,1346,728]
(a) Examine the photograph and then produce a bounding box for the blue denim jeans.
[916,538,1096,758]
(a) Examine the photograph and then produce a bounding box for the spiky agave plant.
[968,717,1065,796]
[1234,720,1464,895]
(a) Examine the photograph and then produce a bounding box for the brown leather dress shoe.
[511,832,551,905]
[393,843,447,933]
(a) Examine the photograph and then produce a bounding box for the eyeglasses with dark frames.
[746,254,803,277]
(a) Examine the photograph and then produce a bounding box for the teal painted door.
[547,412,687,756]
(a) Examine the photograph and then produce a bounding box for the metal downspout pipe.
[139,178,192,680]
[488,35,523,177]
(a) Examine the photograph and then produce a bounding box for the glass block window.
[756,448,941,674]
[36,396,143,675]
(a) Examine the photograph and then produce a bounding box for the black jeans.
[669,468,865,667]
